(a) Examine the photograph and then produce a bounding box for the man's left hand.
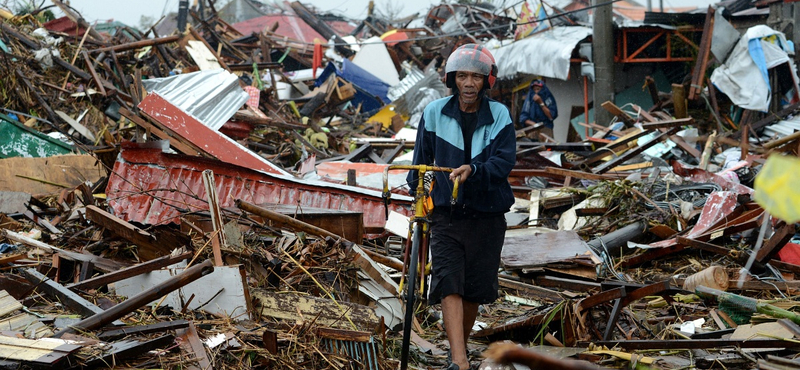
[450,164,472,183]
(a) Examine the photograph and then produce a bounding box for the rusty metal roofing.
[106,144,412,229]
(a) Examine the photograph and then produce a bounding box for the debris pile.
[2,0,800,369]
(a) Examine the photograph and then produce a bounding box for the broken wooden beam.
[577,130,653,168]
[19,268,116,319]
[755,222,796,263]
[593,127,679,174]
[688,7,715,100]
[176,321,212,370]
[236,200,341,241]
[67,251,192,292]
[584,338,800,350]
[83,335,176,368]
[498,276,567,302]
[93,35,182,53]
[98,319,190,341]
[53,259,214,337]
[600,101,637,125]
[118,108,202,156]
[640,118,694,129]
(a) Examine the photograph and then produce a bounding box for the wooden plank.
[755,222,795,262]
[0,155,105,197]
[68,252,192,292]
[83,335,175,368]
[19,269,115,319]
[0,312,52,338]
[584,338,800,350]
[578,129,653,167]
[0,290,22,317]
[84,205,179,261]
[544,167,619,181]
[119,108,201,156]
[535,276,602,292]
[0,336,81,364]
[98,319,190,341]
[593,127,679,173]
[600,101,637,125]
[251,289,380,330]
[176,322,210,370]
[0,253,27,265]
[640,118,694,129]
[498,277,568,302]
[315,327,373,342]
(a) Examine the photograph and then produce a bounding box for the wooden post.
[202,170,225,266]
[672,83,687,119]
[688,7,715,100]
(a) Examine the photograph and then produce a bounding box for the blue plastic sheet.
[315,60,390,114]
[0,243,18,254]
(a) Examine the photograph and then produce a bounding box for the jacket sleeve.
[406,112,436,195]
[466,111,516,191]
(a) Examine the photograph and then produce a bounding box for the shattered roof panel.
[489,26,592,81]
[232,14,354,44]
[106,146,412,228]
[141,69,249,131]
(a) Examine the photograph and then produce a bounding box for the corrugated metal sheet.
[232,14,354,44]
[141,69,248,131]
[0,115,73,158]
[489,26,593,81]
[106,145,412,229]
[138,92,287,176]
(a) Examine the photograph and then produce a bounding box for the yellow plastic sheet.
[754,154,800,223]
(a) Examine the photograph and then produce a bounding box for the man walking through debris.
[519,78,559,141]
[407,43,516,370]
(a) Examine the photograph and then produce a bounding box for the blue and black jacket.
[519,84,558,129]
[407,95,516,216]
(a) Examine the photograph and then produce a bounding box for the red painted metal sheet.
[106,144,411,230]
[232,15,354,44]
[43,17,88,37]
[138,92,285,176]
[648,191,739,248]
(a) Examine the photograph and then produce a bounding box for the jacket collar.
[442,94,496,128]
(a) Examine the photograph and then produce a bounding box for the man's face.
[455,71,485,108]
[532,84,543,94]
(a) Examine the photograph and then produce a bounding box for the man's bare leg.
[442,294,469,369]
[462,300,479,350]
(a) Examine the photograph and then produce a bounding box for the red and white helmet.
[444,43,498,89]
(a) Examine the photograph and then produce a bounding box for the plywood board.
[502,229,594,269]
[0,154,104,196]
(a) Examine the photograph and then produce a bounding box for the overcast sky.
[57,0,438,27]
[57,0,713,29]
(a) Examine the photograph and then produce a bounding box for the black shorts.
[427,211,506,305]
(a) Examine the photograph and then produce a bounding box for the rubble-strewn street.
[2,0,800,369]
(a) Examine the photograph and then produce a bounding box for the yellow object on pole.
[754,154,800,223]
